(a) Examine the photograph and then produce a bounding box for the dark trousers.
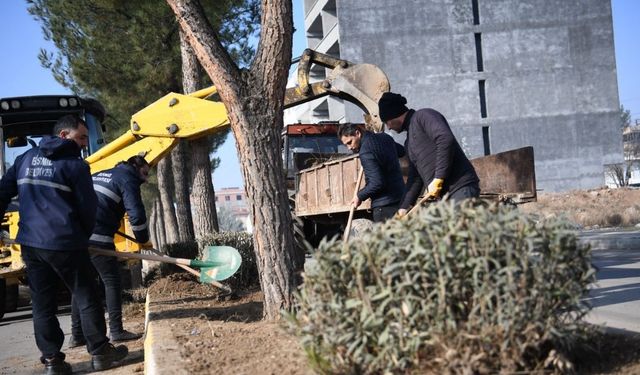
[372,203,399,223]
[71,253,123,337]
[447,183,480,201]
[21,246,108,360]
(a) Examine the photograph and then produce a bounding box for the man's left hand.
[351,197,362,208]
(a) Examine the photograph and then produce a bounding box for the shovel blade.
[199,245,242,282]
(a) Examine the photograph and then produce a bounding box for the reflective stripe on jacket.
[90,164,149,249]
[0,136,97,250]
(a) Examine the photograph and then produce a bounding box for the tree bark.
[157,157,179,244]
[149,201,158,248]
[180,29,220,237]
[167,0,297,320]
[156,199,167,250]
[171,141,195,241]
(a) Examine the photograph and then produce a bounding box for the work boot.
[42,357,72,375]
[91,343,128,371]
[67,335,86,348]
[110,329,142,342]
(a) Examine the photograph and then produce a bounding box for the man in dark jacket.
[338,123,405,222]
[0,115,128,374]
[378,92,480,215]
[70,155,150,346]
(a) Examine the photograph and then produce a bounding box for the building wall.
[214,187,252,232]
[333,0,622,192]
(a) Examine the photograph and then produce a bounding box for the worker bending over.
[378,92,480,216]
[338,123,405,222]
[70,155,150,347]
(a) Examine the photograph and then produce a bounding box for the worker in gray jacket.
[378,92,480,215]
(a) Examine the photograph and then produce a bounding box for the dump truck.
[281,51,536,246]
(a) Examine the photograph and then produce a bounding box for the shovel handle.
[343,167,365,242]
[116,231,201,276]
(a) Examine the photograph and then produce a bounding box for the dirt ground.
[521,187,640,228]
[147,273,310,375]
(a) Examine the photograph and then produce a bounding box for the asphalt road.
[0,303,72,374]
[0,291,144,374]
[582,230,640,333]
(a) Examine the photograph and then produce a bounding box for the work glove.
[394,208,408,219]
[427,178,444,198]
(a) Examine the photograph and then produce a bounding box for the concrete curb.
[143,291,189,375]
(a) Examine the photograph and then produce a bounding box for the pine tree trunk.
[156,199,167,250]
[168,0,297,321]
[180,30,219,238]
[149,201,158,248]
[190,137,220,236]
[171,141,195,241]
[157,157,179,244]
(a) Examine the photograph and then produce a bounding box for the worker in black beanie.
[378,92,480,215]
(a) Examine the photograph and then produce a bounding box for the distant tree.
[28,0,258,243]
[621,105,632,129]
[217,206,245,232]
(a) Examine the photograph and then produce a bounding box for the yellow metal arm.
[86,88,229,174]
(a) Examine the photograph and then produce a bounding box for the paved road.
[582,230,640,333]
[0,291,144,374]
[0,303,73,374]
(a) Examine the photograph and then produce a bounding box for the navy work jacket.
[90,164,149,249]
[0,136,97,250]
[356,131,406,208]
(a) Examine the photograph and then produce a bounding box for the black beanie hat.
[378,92,408,122]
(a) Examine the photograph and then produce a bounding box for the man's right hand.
[395,208,407,218]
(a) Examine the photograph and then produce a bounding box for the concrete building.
[295,0,623,192]
[215,187,252,232]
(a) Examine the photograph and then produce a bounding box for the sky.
[0,1,638,190]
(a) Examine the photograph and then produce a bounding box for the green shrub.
[288,200,595,374]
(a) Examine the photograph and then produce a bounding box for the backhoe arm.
[86,86,230,173]
[285,49,390,132]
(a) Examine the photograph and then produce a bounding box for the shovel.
[111,231,241,284]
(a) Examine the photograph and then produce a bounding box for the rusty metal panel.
[471,146,537,203]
